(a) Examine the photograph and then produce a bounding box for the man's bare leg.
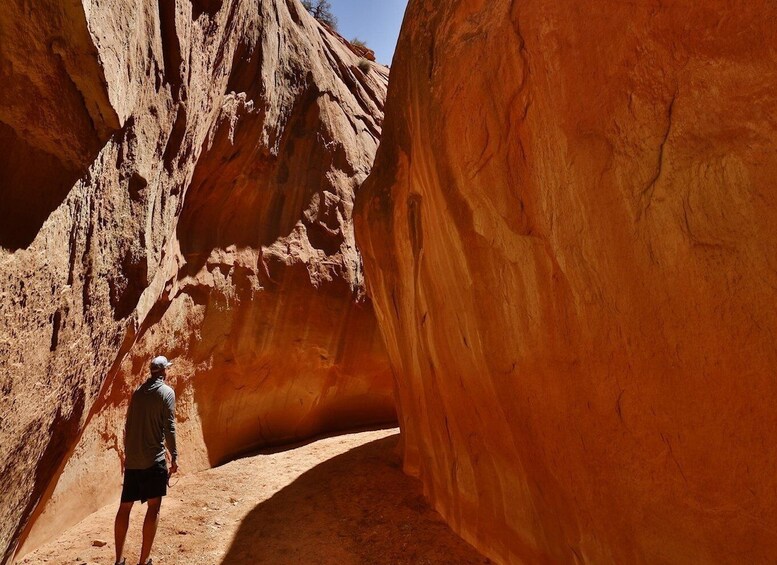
[138,497,161,564]
[114,501,133,563]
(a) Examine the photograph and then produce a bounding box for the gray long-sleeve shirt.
[124,376,177,470]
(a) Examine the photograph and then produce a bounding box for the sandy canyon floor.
[19,429,490,564]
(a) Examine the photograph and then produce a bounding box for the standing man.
[114,356,178,565]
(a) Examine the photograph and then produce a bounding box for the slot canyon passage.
[2,1,777,565]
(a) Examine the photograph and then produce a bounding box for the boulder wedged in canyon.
[356,1,777,563]
[0,0,394,561]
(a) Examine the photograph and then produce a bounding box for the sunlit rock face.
[0,0,394,560]
[356,0,777,562]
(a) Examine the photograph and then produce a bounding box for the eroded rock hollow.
[356,0,777,563]
[0,0,394,560]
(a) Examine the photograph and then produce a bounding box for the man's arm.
[164,389,178,474]
[121,397,131,473]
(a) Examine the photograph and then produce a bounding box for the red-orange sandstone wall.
[1,0,394,561]
[356,1,777,563]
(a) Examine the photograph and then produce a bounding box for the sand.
[19,428,490,564]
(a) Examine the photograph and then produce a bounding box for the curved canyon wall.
[356,1,777,563]
[1,0,394,561]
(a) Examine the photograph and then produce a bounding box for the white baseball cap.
[150,356,173,372]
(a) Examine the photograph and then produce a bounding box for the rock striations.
[0,0,394,561]
[356,0,777,563]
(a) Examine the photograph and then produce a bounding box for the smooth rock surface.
[1,0,394,561]
[356,1,777,563]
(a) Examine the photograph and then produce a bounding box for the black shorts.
[121,460,168,503]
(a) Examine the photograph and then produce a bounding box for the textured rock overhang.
[356,0,777,563]
[0,0,395,561]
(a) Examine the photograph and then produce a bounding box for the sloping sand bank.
[20,429,490,564]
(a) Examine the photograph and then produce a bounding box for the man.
[114,356,178,565]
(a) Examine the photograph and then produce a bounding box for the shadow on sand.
[220,434,490,564]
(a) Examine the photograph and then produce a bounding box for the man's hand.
[169,460,178,477]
